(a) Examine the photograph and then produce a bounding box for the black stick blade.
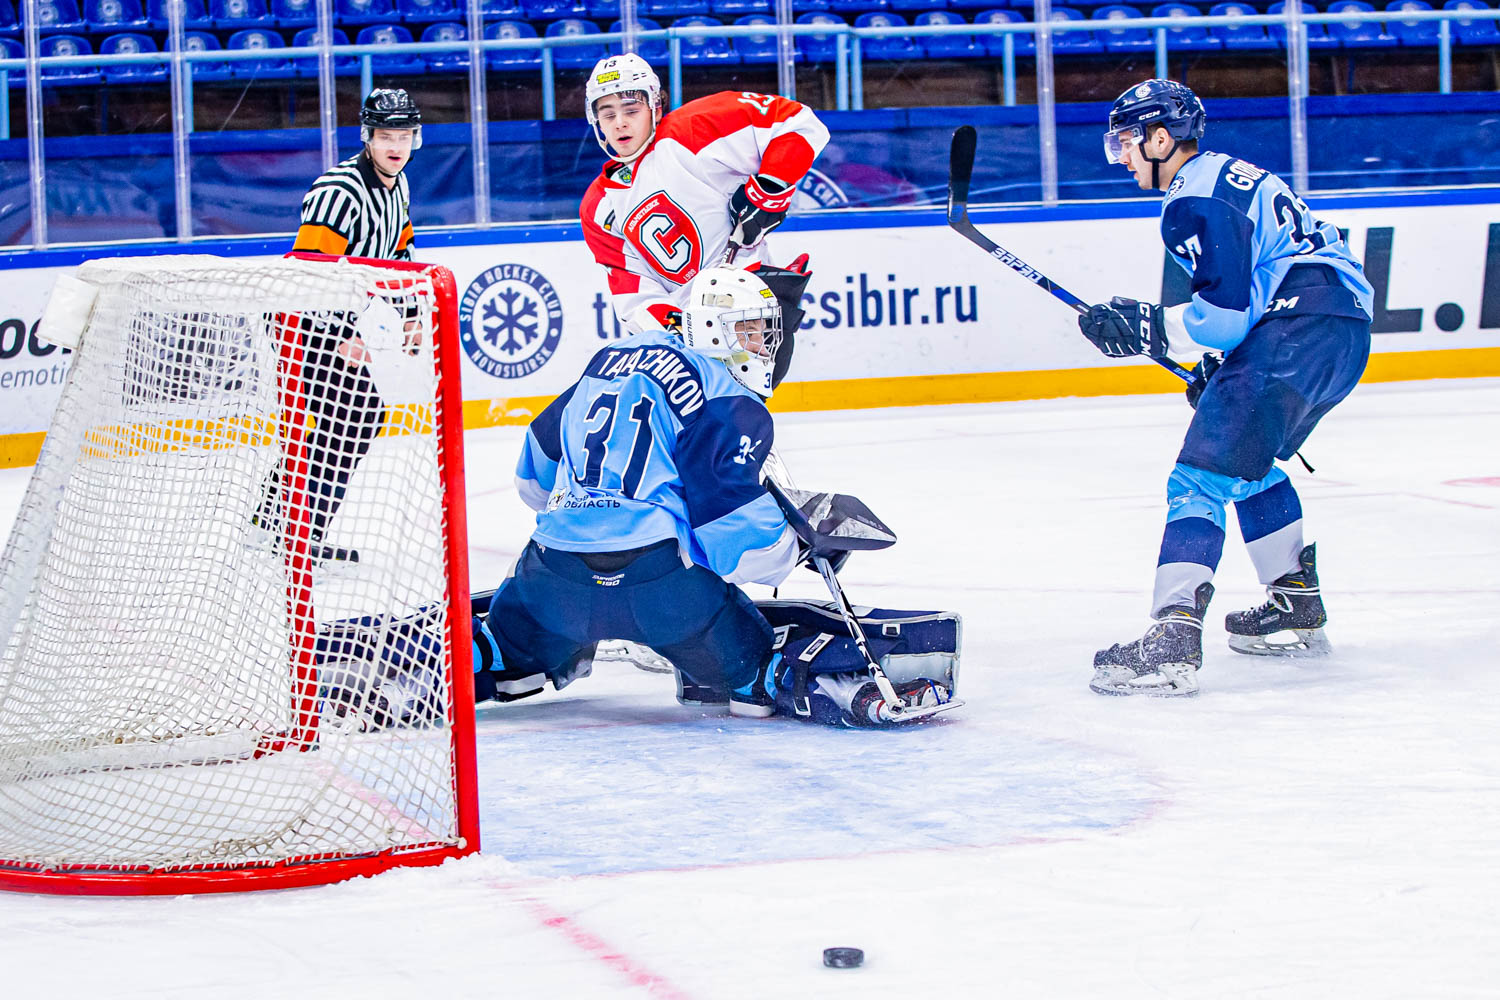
[948,125,977,218]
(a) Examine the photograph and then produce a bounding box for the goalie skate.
[594,640,674,674]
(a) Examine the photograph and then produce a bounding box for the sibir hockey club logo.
[459,264,564,379]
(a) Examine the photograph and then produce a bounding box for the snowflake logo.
[482,287,540,355]
[459,264,565,380]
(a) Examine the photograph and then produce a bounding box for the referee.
[255,89,423,566]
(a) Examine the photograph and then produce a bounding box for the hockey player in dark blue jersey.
[1078,79,1373,698]
[472,265,959,726]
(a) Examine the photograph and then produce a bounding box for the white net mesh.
[0,255,470,882]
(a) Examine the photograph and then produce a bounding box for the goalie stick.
[946,124,1197,385]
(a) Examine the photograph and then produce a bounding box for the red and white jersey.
[580,91,829,331]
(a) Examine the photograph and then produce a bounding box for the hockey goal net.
[0,253,478,894]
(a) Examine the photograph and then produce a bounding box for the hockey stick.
[946,125,1197,385]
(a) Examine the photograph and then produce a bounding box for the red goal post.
[0,252,478,894]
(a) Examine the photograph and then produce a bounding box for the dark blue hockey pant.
[486,538,774,702]
[1180,268,1372,481]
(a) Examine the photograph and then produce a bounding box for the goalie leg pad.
[755,599,962,726]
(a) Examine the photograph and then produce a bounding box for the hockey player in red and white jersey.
[579,53,829,333]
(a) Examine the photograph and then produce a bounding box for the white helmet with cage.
[585,53,663,164]
[681,267,784,398]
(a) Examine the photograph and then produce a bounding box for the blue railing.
[4,2,1499,247]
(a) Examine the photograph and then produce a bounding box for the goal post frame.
[0,253,480,896]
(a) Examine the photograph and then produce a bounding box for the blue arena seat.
[711,0,769,14]
[147,0,212,28]
[855,11,922,57]
[40,33,99,81]
[86,0,150,32]
[585,0,619,16]
[641,0,709,16]
[1,38,23,80]
[482,0,523,14]
[676,15,739,63]
[1208,1,1278,48]
[794,11,844,61]
[211,0,273,28]
[419,20,468,70]
[889,0,945,12]
[974,8,1036,55]
[792,0,830,11]
[1325,0,1399,46]
[831,0,885,11]
[1045,6,1104,52]
[484,18,541,70]
[949,0,1001,10]
[100,31,166,80]
[1267,1,1339,48]
[354,22,425,71]
[1444,0,1500,42]
[522,0,587,18]
[0,4,17,36]
[399,0,458,22]
[271,0,313,25]
[168,28,231,79]
[336,0,397,25]
[291,25,358,75]
[543,18,606,68]
[226,26,293,76]
[607,17,668,62]
[731,12,778,61]
[1149,3,1223,50]
[1384,0,1440,43]
[915,10,987,57]
[1091,4,1156,51]
[33,0,87,32]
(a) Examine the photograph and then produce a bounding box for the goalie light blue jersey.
[514,328,797,587]
[1162,151,1374,352]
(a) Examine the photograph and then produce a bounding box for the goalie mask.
[682,267,784,398]
[361,88,422,150]
[586,53,663,165]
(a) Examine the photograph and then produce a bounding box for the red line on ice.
[514,894,696,1000]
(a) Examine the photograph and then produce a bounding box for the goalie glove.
[1184,352,1223,410]
[728,174,794,250]
[1078,296,1168,359]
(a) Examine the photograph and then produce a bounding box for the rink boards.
[2,192,1499,466]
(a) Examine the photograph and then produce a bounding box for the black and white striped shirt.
[295,150,414,261]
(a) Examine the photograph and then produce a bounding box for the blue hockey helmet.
[1104,79,1205,164]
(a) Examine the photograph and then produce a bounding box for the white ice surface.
[2,379,1498,999]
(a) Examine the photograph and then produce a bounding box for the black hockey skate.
[1089,583,1213,698]
[1224,544,1330,657]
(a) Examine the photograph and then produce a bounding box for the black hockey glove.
[1185,352,1223,410]
[728,174,794,250]
[1078,297,1168,359]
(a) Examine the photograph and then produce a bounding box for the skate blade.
[884,696,965,723]
[1089,663,1199,698]
[1227,628,1331,658]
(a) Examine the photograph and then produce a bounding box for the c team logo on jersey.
[623,191,703,285]
[458,264,564,379]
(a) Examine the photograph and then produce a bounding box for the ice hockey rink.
[2,375,1498,999]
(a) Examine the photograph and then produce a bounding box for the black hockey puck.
[823,947,864,969]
